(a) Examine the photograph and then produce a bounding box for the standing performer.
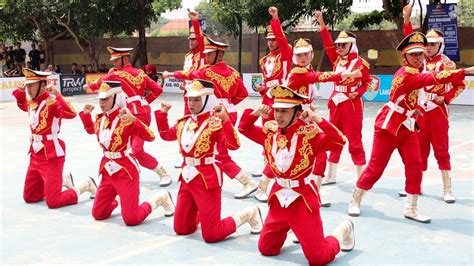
[163,36,258,199]
[251,6,294,202]
[238,85,354,265]
[347,32,473,223]
[315,11,370,185]
[398,4,466,203]
[155,79,263,243]
[12,68,96,208]
[83,47,172,187]
[79,81,175,226]
[285,37,362,207]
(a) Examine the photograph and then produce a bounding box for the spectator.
[38,44,46,70]
[0,45,8,77]
[4,64,22,77]
[47,64,54,72]
[28,43,41,70]
[71,63,82,74]
[54,64,62,74]
[7,46,15,69]
[13,42,26,68]
[26,61,33,69]
[80,64,87,74]
[97,62,109,73]
[85,64,95,73]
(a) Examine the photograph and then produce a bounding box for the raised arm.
[268,7,292,61]
[119,108,155,142]
[79,104,97,135]
[12,86,29,112]
[230,77,249,105]
[213,105,240,150]
[54,94,77,119]
[403,4,414,37]
[315,11,338,64]
[154,103,178,141]
[190,11,205,53]
[144,74,163,103]
[238,106,271,146]
[299,109,346,153]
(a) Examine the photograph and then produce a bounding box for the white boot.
[154,165,172,187]
[356,165,364,178]
[404,193,431,223]
[330,220,355,252]
[63,172,75,189]
[234,172,258,199]
[148,191,175,217]
[322,162,337,186]
[314,175,331,207]
[232,206,263,234]
[441,170,455,203]
[74,177,98,199]
[347,187,365,217]
[254,175,270,202]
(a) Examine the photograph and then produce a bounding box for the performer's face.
[267,39,279,51]
[99,96,114,112]
[189,38,198,50]
[295,52,311,66]
[112,58,122,68]
[426,42,441,58]
[205,51,218,65]
[26,82,42,99]
[335,42,350,56]
[187,96,204,114]
[274,107,296,128]
[405,52,425,69]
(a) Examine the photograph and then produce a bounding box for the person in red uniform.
[79,81,175,226]
[251,6,294,202]
[238,85,354,265]
[285,37,362,207]
[83,47,171,187]
[12,68,96,208]
[155,79,263,243]
[347,32,474,223]
[162,36,257,199]
[398,4,466,203]
[315,11,371,185]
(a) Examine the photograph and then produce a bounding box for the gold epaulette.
[405,66,419,75]
[175,115,191,124]
[46,96,56,106]
[297,123,320,139]
[290,67,308,75]
[95,113,103,120]
[263,120,278,134]
[441,55,456,70]
[108,68,114,74]
[360,57,370,69]
[208,115,222,131]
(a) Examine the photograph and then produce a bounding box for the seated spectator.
[47,64,54,72]
[38,44,46,70]
[71,63,82,74]
[80,64,87,74]
[85,64,96,73]
[97,62,109,73]
[54,64,62,74]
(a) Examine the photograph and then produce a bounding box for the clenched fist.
[160,102,172,113]
[119,108,136,123]
[251,104,272,119]
[83,104,95,115]
[213,104,229,122]
[268,6,278,19]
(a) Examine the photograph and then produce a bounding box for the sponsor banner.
[60,74,85,96]
[426,4,460,61]
[362,74,391,102]
[242,73,263,97]
[162,77,184,93]
[0,75,60,102]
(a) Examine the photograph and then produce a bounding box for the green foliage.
[458,0,474,27]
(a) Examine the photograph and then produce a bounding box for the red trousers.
[418,107,451,171]
[92,170,152,226]
[328,101,366,166]
[132,111,159,170]
[216,111,242,179]
[357,126,422,194]
[258,197,340,265]
[312,152,328,177]
[23,155,78,208]
[173,177,237,243]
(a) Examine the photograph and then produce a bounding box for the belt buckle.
[282,179,290,188]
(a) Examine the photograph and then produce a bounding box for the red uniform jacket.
[374,66,465,136]
[286,66,343,105]
[174,62,249,108]
[259,18,293,106]
[320,27,371,111]
[13,90,77,160]
[155,111,240,189]
[88,64,163,122]
[79,108,155,179]
[238,110,346,212]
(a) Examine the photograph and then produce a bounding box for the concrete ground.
[1,93,473,265]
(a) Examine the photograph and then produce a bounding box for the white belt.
[216,99,237,113]
[275,176,316,189]
[425,92,438,101]
[184,156,214,166]
[126,95,148,106]
[265,79,282,88]
[334,85,355,93]
[387,102,416,117]
[30,134,58,141]
[104,151,130,159]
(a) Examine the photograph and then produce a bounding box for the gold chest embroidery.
[194,127,212,158]
[276,135,288,149]
[405,90,419,108]
[205,69,239,93]
[110,121,130,151]
[290,134,313,176]
[33,97,55,133]
[115,70,146,87]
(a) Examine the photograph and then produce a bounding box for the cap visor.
[109,55,122,61]
[24,80,41,85]
[406,47,426,54]
[293,47,312,54]
[203,48,217,54]
[97,92,109,99]
[272,102,298,108]
[427,37,443,43]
